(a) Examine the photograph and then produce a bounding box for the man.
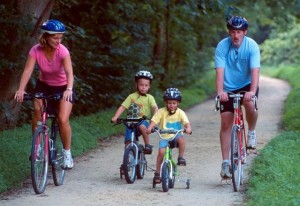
[214,16,260,178]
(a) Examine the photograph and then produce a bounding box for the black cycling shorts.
[219,84,259,113]
[35,79,76,115]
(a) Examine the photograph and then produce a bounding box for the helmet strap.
[167,108,177,115]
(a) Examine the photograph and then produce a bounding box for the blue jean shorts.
[124,120,149,143]
[159,134,184,149]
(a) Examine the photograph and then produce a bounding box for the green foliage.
[261,19,300,66]
[247,132,300,206]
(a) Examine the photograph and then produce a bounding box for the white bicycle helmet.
[163,88,182,102]
[135,70,153,82]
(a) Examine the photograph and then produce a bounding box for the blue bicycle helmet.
[227,16,248,30]
[41,19,66,34]
[163,88,182,102]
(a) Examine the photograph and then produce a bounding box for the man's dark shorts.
[220,84,259,113]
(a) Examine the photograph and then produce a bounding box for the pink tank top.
[29,44,70,86]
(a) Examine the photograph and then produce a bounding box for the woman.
[15,19,75,169]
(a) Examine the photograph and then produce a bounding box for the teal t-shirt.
[214,36,260,91]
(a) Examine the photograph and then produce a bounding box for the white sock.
[223,160,229,164]
[248,130,255,135]
[63,149,71,155]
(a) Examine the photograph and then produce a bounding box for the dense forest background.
[1,0,300,130]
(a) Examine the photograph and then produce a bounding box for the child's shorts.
[124,120,149,143]
[159,134,184,149]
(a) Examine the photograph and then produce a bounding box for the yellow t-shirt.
[121,92,157,118]
[151,107,190,138]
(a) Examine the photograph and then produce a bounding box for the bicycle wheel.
[136,144,146,179]
[230,125,242,192]
[50,119,65,186]
[161,161,170,192]
[31,125,49,194]
[123,146,136,184]
[169,162,176,189]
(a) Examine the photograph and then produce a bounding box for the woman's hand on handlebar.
[14,90,26,102]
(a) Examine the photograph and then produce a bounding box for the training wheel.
[186,179,190,189]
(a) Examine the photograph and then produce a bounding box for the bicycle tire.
[136,144,146,179]
[231,125,242,192]
[50,119,65,186]
[169,162,176,189]
[31,125,49,194]
[123,146,136,184]
[161,161,170,192]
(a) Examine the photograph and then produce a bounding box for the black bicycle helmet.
[41,19,66,34]
[227,16,248,30]
[135,70,153,82]
[163,88,182,102]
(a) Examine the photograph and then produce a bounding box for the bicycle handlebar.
[215,91,258,111]
[23,93,63,101]
[111,115,148,126]
[152,128,186,141]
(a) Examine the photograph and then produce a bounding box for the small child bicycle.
[152,128,190,192]
[112,116,149,184]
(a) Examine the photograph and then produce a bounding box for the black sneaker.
[153,172,161,183]
[143,144,153,154]
[177,157,186,166]
[120,164,124,174]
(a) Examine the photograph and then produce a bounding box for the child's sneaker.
[153,172,161,183]
[177,157,186,166]
[220,162,231,178]
[143,144,153,154]
[247,131,256,149]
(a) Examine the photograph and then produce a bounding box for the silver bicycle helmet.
[163,88,182,102]
[135,70,153,82]
[41,19,66,34]
[227,16,248,30]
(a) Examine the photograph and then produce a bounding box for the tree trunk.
[0,0,53,131]
[162,2,170,84]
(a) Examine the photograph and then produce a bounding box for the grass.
[0,70,215,194]
[245,65,300,206]
[247,132,300,206]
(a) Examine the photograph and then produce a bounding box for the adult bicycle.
[112,116,148,184]
[152,128,190,192]
[215,91,257,191]
[24,92,65,194]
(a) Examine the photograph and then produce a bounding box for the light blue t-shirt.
[214,36,260,91]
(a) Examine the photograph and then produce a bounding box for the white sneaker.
[220,162,232,178]
[247,131,256,149]
[63,149,74,169]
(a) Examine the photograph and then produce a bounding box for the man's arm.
[215,68,228,102]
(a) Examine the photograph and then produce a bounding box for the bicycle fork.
[160,148,177,179]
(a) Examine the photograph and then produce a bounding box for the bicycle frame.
[113,116,148,184]
[24,92,65,194]
[230,93,247,164]
[215,91,257,191]
[153,129,183,192]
